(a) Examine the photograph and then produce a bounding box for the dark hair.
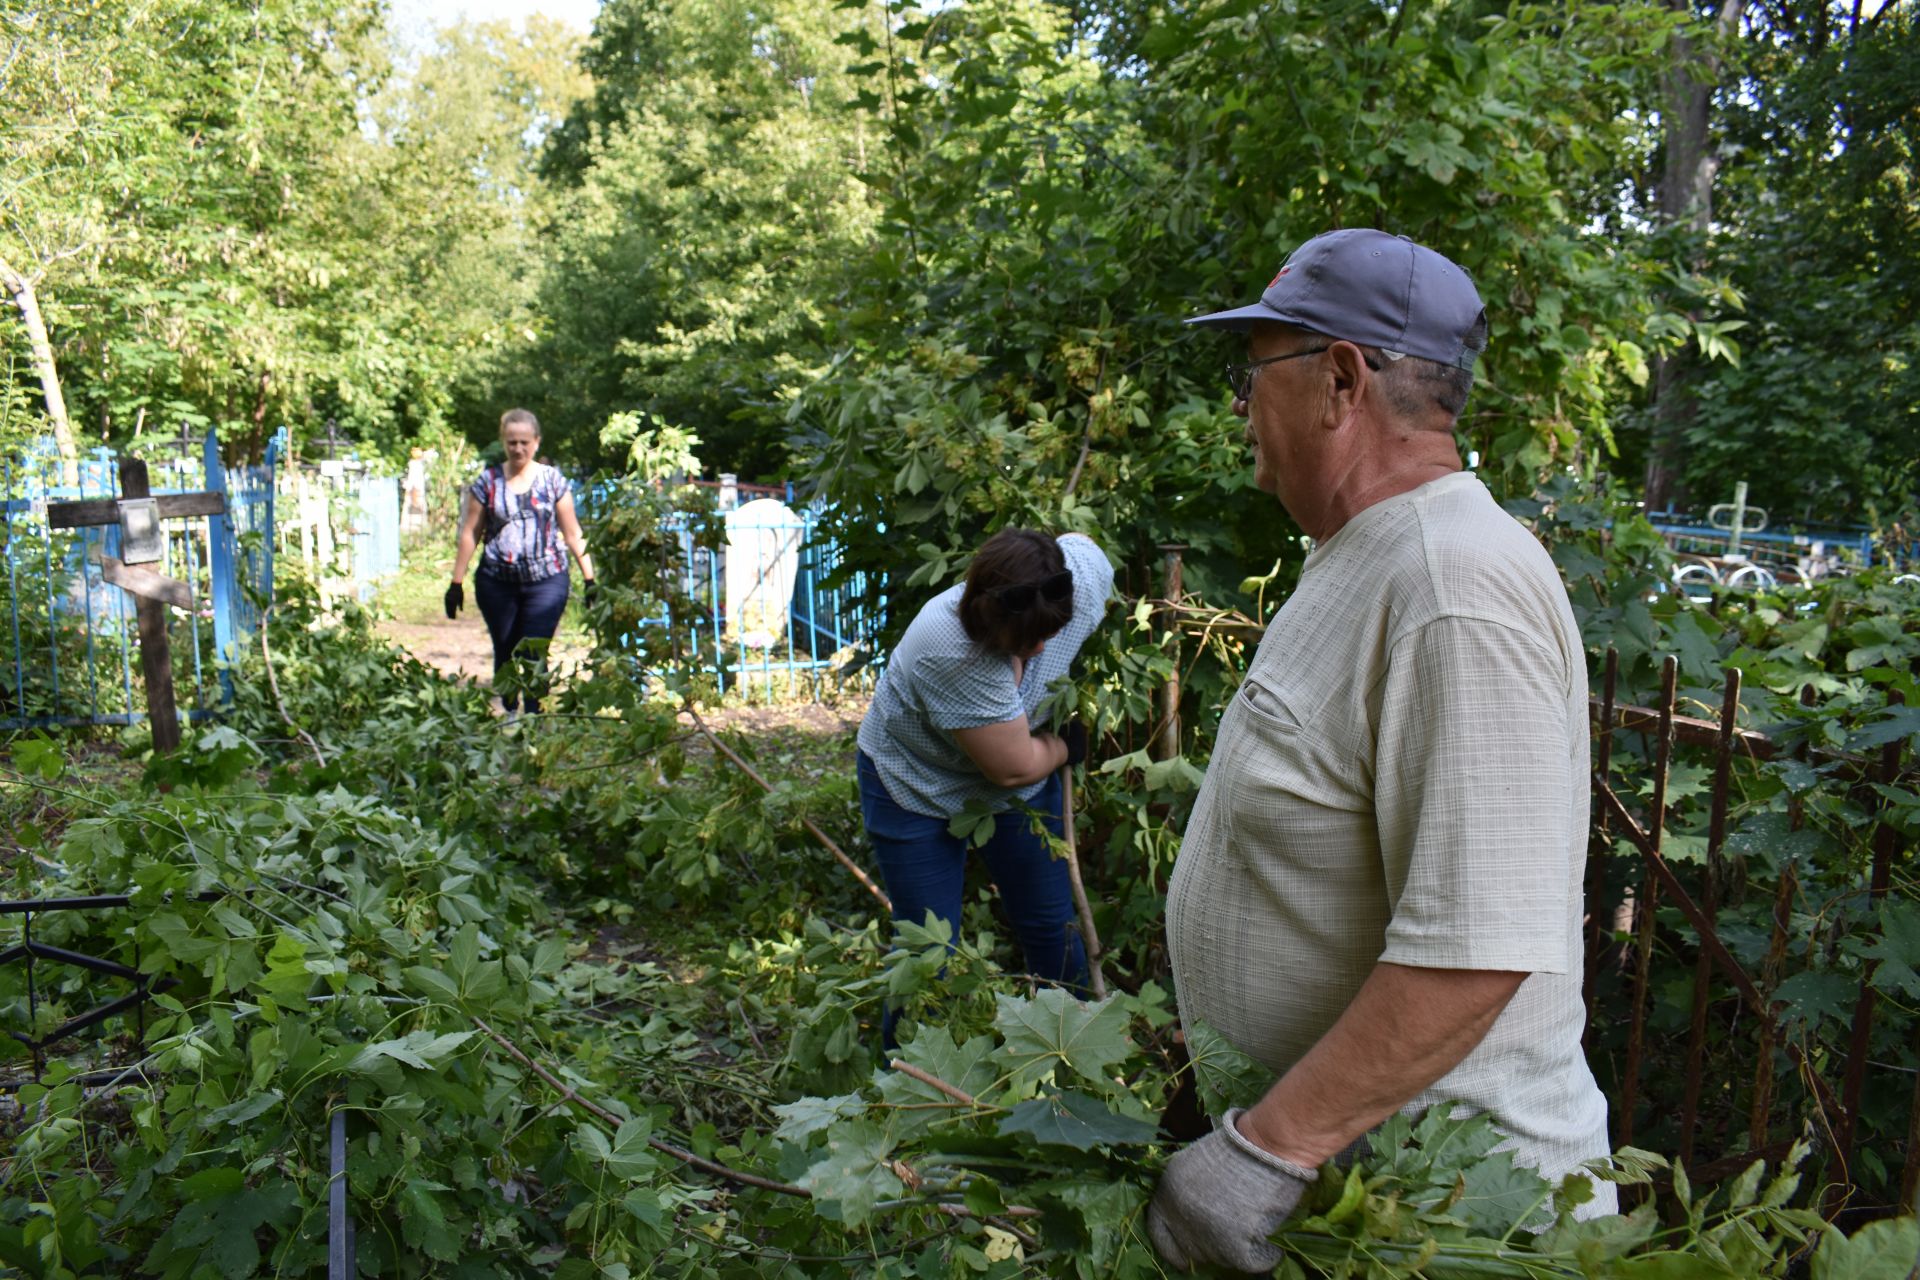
[499,408,541,436]
[958,529,1073,656]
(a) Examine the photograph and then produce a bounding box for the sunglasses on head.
[994,569,1074,612]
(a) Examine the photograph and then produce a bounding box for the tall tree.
[491,0,878,476]
[1641,0,1748,513]
[1656,0,1919,524]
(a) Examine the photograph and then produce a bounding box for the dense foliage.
[5,544,1918,1276]
[5,0,1920,1275]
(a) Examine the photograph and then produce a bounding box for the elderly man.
[1150,229,1612,1272]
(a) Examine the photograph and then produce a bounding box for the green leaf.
[348,1029,475,1073]
[879,1025,999,1138]
[798,1118,901,1226]
[1848,704,1920,750]
[1452,1149,1553,1233]
[772,1092,867,1144]
[1811,1214,1920,1280]
[1770,971,1857,1030]
[256,930,313,1003]
[1142,754,1206,793]
[603,1119,660,1179]
[1854,899,1920,1000]
[1031,1177,1147,1270]
[10,734,65,781]
[400,1180,463,1262]
[993,990,1132,1093]
[1186,1019,1274,1118]
[997,1091,1157,1151]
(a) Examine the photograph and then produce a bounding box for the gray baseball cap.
[1187,228,1487,371]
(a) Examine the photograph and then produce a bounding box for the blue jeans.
[474,571,570,712]
[857,751,1088,989]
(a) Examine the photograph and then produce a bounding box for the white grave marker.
[724,497,802,649]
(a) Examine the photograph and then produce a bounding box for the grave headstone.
[724,497,802,649]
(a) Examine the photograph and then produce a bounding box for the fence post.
[263,428,283,605]
[1834,688,1906,1214]
[1154,545,1186,760]
[205,429,238,704]
[1619,654,1678,1149]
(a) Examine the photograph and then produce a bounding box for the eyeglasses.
[1225,347,1330,401]
[994,570,1074,612]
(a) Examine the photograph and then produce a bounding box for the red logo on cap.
[1269,266,1290,286]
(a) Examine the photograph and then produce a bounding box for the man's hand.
[444,581,464,620]
[1148,1108,1316,1273]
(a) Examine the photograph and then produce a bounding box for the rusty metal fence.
[1585,649,1914,1215]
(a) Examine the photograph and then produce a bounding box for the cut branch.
[889,1058,977,1105]
[684,701,892,912]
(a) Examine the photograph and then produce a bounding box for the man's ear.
[1322,341,1371,431]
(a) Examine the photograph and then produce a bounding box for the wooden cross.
[45,457,225,753]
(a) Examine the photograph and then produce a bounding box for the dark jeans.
[474,571,570,712]
[857,751,1088,989]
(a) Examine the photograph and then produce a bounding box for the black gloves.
[444,581,464,620]
[1058,719,1088,768]
[583,579,598,607]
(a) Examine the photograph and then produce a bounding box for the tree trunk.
[0,254,80,485]
[1642,0,1747,514]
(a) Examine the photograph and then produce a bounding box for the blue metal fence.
[648,507,884,700]
[2,431,279,730]
[1647,511,1876,570]
[577,481,885,701]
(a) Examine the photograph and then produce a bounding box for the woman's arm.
[451,493,484,582]
[951,716,1070,789]
[555,493,595,581]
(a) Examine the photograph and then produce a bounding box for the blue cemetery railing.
[1,430,279,730]
[663,505,885,701]
[1646,509,1876,570]
[574,480,884,701]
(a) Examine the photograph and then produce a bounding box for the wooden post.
[119,458,181,753]
[1155,545,1186,760]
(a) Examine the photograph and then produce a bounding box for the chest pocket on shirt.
[1223,671,1371,818]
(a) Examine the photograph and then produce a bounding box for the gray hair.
[1362,348,1475,421]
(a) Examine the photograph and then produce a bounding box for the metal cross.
[44,456,225,753]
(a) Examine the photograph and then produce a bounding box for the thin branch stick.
[1058,766,1108,999]
[1061,351,1107,501]
[934,1203,1042,1248]
[476,1017,1045,1239]
[259,608,325,767]
[473,1016,812,1197]
[684,702,892,912]
[889,1058,977,1105]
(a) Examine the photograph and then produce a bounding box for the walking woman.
[445,409,595,714]
[856,528,1113,995]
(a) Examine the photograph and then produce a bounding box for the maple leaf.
[994,990,1132,1094]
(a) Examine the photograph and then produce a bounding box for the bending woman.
[856,528,1113,991]
[445,409,595,714]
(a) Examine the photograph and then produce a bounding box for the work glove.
[444,581,464,620]
[583,579,599,608]
[1148,1108,1318,1273]
[1058,720,1088,768]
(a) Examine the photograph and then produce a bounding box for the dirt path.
[379,612,591,685]
[377,609,867,733]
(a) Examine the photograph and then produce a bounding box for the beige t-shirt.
[1166,471,1613,1203]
